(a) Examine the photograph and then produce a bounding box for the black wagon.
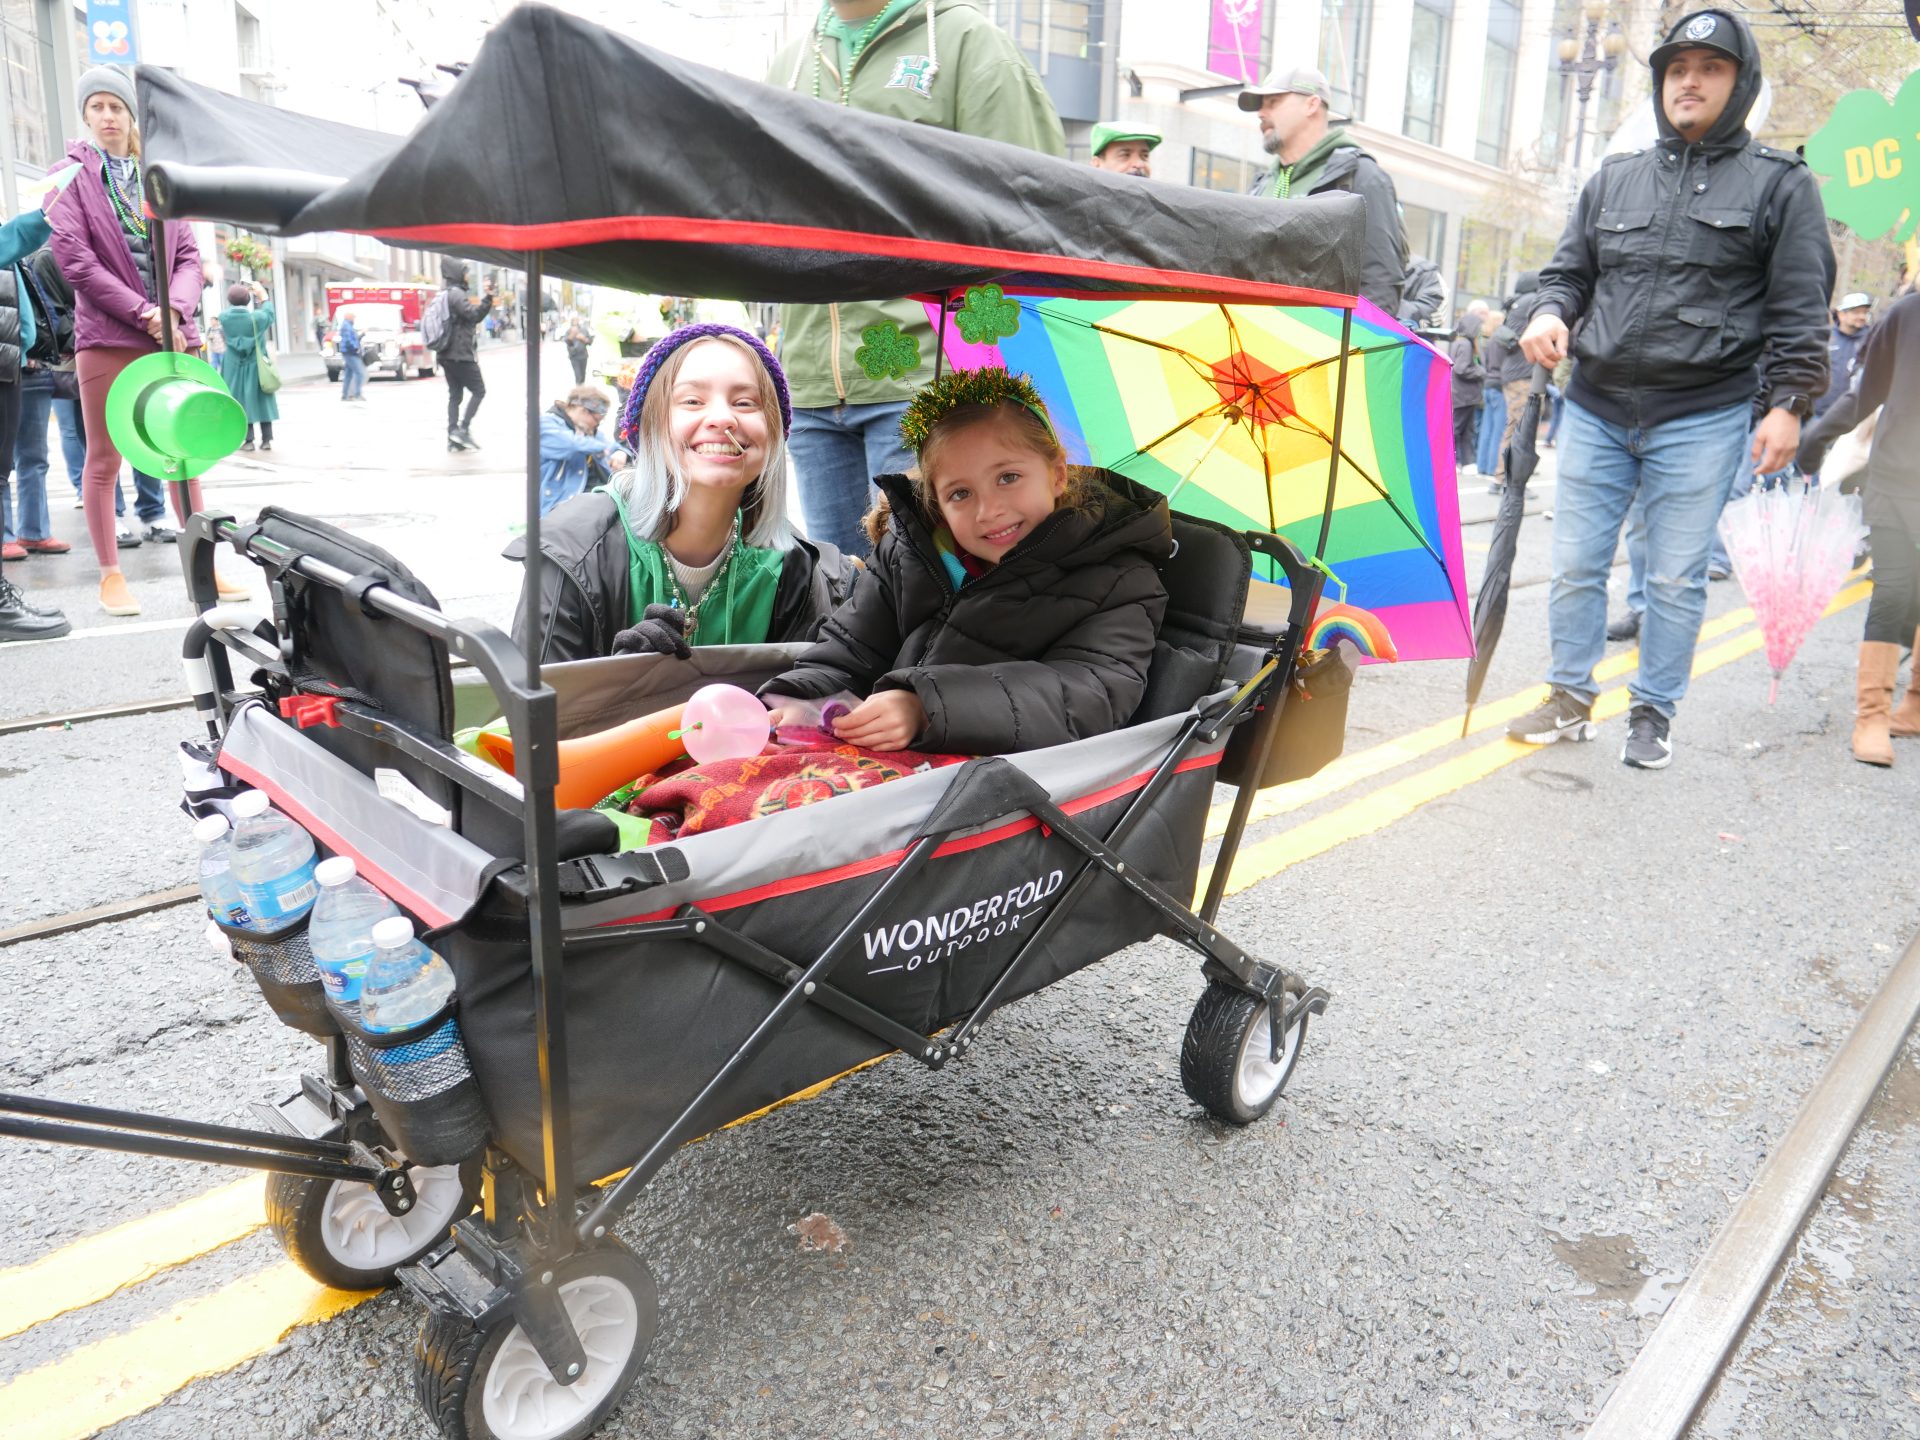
[0,10,1385,1437]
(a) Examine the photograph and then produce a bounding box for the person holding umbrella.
[1506,10,1834,770]
[1799,290,1920,766]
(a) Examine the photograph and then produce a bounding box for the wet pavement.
[1,344,1917,1439]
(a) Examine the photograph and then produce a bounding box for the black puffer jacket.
[438,257,492,364]
[764,471,1173,754]
[0,269,20,383]
[1532,10,1834,429]
[508,491,855,663]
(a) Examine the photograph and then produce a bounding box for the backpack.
[420,291,452,352]
[22,248,74,366]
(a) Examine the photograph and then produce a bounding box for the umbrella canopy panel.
[137,2,1362,308]
[932,295,1472,662]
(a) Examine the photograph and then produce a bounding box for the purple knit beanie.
[615,322,792,448]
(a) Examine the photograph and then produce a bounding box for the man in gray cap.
[1814,292,1874,420]
[1239,66,1407,313]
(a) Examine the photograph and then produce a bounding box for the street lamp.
[1556,0,1626,176]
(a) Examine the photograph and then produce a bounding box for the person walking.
[1507,9,1833,770]
[1241,65,1408,315]
[1449,311,1485,473]
[439,257,493,450]
[216,282,278,451]
[767,0,1065,558]
[1799,291,1920,766]
[47,67,239,616]
[564,318,590,386]
[336,309,367,401]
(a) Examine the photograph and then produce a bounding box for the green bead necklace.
[812,3,892,105]
[95,146,147,239]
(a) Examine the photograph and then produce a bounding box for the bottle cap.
[231,790,270,818]
[193,814,230,844]
[371,916,414,949]
[315,856,357,888]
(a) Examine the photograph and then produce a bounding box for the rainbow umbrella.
[927,292,1472,663]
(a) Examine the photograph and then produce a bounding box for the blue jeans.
[1476,387,1507,474]
[342,353,366,399]
[787,400,916,557]
[1545,385,1565,443]
[1548,397,1751,718]
[1622,440,1789,613]
[6,374,56,542]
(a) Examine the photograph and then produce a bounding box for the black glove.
[611,604,691,660]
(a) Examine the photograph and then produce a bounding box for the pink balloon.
[678,684,772,764]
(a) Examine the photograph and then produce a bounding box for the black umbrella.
[1462,362,1550,735]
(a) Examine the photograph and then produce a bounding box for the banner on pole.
[85,0,137,65]
[1207,0,1267,85]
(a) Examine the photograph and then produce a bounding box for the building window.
[1402,0,1451,146]
[2,0,57,170]
[1047,0,1092,63]
[1192,148,1258,195]
[1402,203,1447,266]
[1319,0,1370,121]
[1455,219,1508,309]
[1477,0,1520,166]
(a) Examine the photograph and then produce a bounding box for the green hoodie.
[768,0,1066,409]
[1262,127,1354,199]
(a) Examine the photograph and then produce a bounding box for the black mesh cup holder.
[214,911,340,1037]
[327,998,489,1167]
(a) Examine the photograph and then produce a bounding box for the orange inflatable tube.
[476,703,687,810]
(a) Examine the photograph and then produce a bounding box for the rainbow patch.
[1306,602,1397,661]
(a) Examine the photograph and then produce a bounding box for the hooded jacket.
[763,471,1172,753]
[1532,11,1833,429]
[47,138,203,353]
[1251,129,1407,315]
[438,257,493,365]
[508,490,856,664]
[1801,292,1919,498]
[767,0,1066,409]
[1492,273,1542,387]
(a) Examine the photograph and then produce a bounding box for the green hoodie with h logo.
[767,0,1065,409]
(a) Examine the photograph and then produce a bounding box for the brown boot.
[1853,641,1899,766]
[1891,628,1920,737]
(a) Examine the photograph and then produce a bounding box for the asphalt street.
[1,344,1916,1440]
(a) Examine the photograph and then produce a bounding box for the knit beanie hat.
[78,65,137,119]
[616,323,791,448]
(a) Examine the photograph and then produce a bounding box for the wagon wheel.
[1180,976,1308,1125]
[416,1240,658,1440]
[267,1158,479,1291]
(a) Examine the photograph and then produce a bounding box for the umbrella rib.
[1272,412,1450,575]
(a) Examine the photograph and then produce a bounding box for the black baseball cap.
[1650,11,1742,71]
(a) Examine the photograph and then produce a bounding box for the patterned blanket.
[609,726,969,845]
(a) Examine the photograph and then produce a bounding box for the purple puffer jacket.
[48,138,203,353]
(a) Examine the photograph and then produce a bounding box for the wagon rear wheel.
[1180,978,1307,1125]
[416,1241,658,1440]
[267,1159,478,1291]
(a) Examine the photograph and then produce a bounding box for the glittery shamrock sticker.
[954,284,1022,345]
[855,322,921,381]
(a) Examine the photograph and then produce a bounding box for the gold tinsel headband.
[898,368,1057,455]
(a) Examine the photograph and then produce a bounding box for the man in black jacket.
[439,257,494,451]
[1507,10,1833,770]
[1241,66,1407,315]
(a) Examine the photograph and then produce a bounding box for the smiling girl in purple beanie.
[511,323,856,663]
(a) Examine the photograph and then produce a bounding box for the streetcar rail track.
[0,888,202,950]
[0,697,194,740]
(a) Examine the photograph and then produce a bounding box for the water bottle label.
[242,862,319,923]
[218,898,255,928]
[317,953,370,1003]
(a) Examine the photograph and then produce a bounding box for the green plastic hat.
[104,351,247,480]
[1090,121,1162,156]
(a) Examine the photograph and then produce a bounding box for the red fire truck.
[321,282,437,382]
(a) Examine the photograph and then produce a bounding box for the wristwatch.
[1774,393,1814,421]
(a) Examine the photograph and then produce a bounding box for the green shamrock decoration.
[855,322,921,381]
[954,284,1022,345]
[1805,70,1920,244]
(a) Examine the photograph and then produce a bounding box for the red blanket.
[616,726,968,844]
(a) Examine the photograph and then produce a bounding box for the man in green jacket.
[768,0,1064,557]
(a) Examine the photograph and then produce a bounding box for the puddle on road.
[1544,1229,1686,1318]
[1872,1050,1919,1134]
[1808,951,1869,1008]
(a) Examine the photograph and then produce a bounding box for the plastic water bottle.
[227,790,320,928]
[307,858,399,1005]
[362,917,457,1034]
[194,813,252,929]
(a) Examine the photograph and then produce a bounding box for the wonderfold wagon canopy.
[135,1,1363,307]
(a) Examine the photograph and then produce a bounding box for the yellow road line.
[0,1177,263,1342]
[1202,605,1760,842]
[1210,581,1869,897]
[0,1263,375,1440]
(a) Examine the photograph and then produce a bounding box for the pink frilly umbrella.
[1716,480,1867,703]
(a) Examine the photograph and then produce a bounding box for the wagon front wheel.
[267,1159,479,1291]
[416,1241,658,1440]
[1180,978,1307,1125]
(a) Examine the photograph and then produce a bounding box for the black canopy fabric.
[138,2,1361,307]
